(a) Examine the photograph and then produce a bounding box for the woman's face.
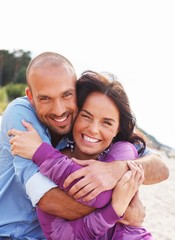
[73,92,120,159]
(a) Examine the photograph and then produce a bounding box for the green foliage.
[5,83,27,101]
[0,49,31,114]
[0,87,8,113]
[0,49,31,86]
[0,83,27,114]
[14,66,26,84]
[0,87,7,101]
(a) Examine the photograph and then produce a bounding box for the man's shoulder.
[8,96,32,108]
[1,96,39,130]
[4,96,35,115]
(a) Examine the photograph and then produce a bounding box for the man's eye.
[64,92,73,98]
[40,97,49,101]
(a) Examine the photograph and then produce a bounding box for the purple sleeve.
[37,203,123,240]
[33,142,110,208]
[101,141,138,162]
[33,141,138,208]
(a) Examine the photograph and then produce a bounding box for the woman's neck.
[62,146,98,160]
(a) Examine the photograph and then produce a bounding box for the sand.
[139,150,175,240]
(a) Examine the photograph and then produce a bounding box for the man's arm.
[134,153,169,184]
[37,170,146,225]
[64,152,169,201]
[37,187,95,220]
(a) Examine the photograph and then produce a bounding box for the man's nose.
[51,99,66,116]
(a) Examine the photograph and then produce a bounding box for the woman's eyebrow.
[81,109,116,122]
[80,109,92,116]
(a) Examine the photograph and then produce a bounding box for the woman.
[9,71,153,239]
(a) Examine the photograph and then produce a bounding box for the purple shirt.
[33,141,153,239]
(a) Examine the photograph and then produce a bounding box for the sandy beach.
[139,149,175,240]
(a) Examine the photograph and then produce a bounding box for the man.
[0,52,169,239]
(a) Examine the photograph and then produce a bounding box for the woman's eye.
[81,114,91,119]
[104,121,112,126]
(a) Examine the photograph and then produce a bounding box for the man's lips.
[54,116,67,123]
[50,114,71,127]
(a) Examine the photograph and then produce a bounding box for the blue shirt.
[0,96,67,239]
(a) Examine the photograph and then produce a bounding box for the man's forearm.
[134,153,169,184]
[37,187,95,220]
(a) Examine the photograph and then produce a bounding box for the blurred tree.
[14,66,27,84]
[0,49,31,86]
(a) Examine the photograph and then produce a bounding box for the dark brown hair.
[76,70,146,155]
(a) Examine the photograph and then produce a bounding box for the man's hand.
[64,158,129,201]
[118,191,146,226]
[63,152,169,201]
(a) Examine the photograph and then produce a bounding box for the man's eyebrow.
[36,88,76,98]
[63,88,76,93]
[65,87,76,91]
[36,94,48,98]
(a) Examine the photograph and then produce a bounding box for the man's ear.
[25,87,33,105]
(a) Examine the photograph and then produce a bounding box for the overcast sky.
[1,0,175,149]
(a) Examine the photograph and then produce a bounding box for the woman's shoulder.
[110,141,137,151]
[102,141,139,162]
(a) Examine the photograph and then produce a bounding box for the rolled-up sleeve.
[26,172,57,206]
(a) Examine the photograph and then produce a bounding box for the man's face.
[26,65,78,139]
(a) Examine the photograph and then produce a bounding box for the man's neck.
[50,132,62,148]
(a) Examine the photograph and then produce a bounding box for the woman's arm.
[33,142,112,208]
[38,162,144,240]
[9,121,138,208]
[38,203,121,240]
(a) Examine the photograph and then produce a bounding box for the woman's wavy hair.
[76,70,146,155]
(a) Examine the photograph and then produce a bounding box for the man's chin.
[54,126,72,136]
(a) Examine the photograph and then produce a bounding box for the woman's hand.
[111,161,144,217]
[8,120,42,159]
